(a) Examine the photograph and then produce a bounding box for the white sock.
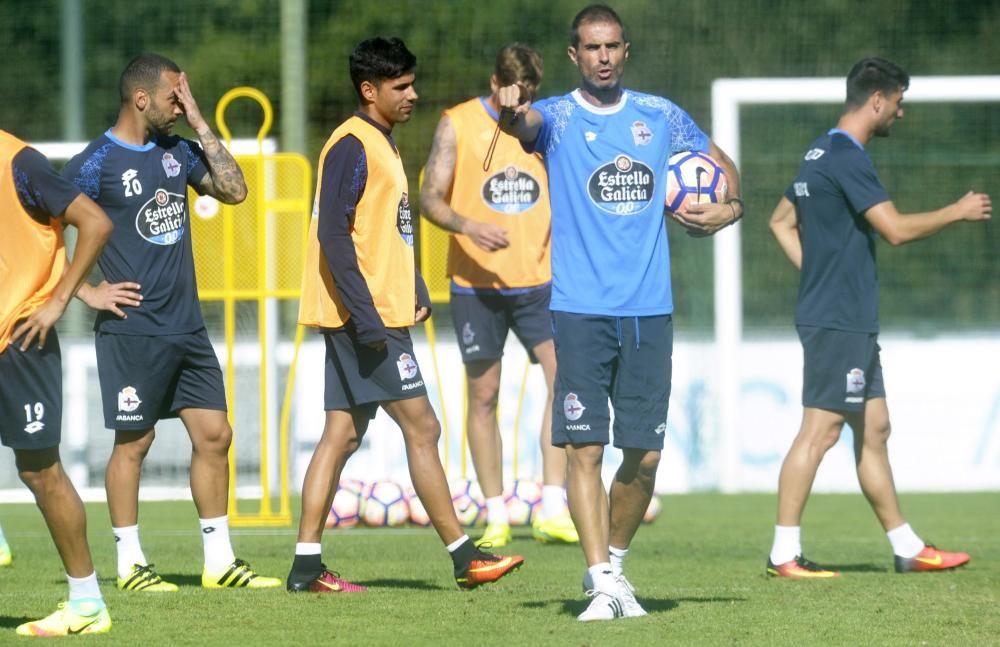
[0,522,7,545]
[295,542,322,556]
[200,515,236,572]
[112,525,146,579]
[609,545,628,578]
[587,562,617,594]
[67,571,103,602]
[887,523,924,558]
[446,535,471,553]
[541,485,567,520]
[769,525,801,565]
[485,496,509,525]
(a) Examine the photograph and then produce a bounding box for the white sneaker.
[616,574,647,617]
[577,589,626,622]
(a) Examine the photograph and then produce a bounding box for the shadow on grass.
[825,563,886,573]
[0,615,30,629]
[544,597,682,617]
[358,578,446,591]
[161,573,204,587]
[529,594,745,617]
[100,572,447,591]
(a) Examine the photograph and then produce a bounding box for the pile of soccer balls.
[326,477,662,528]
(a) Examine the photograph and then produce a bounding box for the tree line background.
[2,0,997,334]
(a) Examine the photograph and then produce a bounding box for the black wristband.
[726,197,745,221]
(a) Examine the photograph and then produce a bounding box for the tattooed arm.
[419,114,509,251]
[173,72,248,204]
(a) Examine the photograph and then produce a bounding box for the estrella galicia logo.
[136,189,186,245]
[397,192,413,246]
[587,155,655,216]
[481,165,541,214]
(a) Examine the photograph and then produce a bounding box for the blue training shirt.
[63,130,209,335]
[529,89,709,316]
[784,129,891,333]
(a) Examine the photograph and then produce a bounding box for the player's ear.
[134,88,148,112]
[567,45,578,66]
[359,79,377,104]
[489,74,499,94]
[624,41,630,59]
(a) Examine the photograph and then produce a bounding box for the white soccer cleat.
[616,574,647,617]
[577,589,626,622]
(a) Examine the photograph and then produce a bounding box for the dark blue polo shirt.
[784,129,890,332]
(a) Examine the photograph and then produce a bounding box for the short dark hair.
[845,57,910,109]
[570,4,626,47]
[349,37,417,100]
[119,53,180,104]
[494,43,543,100]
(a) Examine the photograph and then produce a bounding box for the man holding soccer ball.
[766,57,990,578]
[497,4,742,621]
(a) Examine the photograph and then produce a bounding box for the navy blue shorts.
[798,325,886,412]
[550,312,672,450]
[450,285,552,364]
[95,329,228,430]
[323,326,427,417]
[0,329,62,450]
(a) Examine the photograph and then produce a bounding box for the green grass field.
[1,492,997,645]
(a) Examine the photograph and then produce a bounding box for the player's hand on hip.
[12,300,64,351]
[956,190,992,221]
[78,280,143,319]
[464,220,510,251]
[174,72,208,133]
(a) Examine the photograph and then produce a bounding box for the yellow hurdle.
[192,87,311,526]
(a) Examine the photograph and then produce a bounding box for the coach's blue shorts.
[551,312,672,450]
[798,325,886,412]
[0,329,62,450]
[323,326,427,418]
[96,328,228,430]
[450,285,552,364]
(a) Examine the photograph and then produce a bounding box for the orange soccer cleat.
[895,544,970,573]
[455,550,524,589]
[766,555,840,579]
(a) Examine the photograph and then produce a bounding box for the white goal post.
[710,75,1000,493]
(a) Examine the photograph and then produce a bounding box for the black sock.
[450,537,477,571]
[289,553,323,580]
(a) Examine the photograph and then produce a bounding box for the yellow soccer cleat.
[532,512,580,544]
[202,558,282,589]
[117,563,179,592]
[0,540,11,567]
[16,600,111,637]
[475,522,512,548]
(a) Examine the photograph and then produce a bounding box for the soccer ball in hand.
[326,479,364,529]
[449,478,487,527]
[665,151,728,213]
[361,480,410,527]
[503,479,543,526]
